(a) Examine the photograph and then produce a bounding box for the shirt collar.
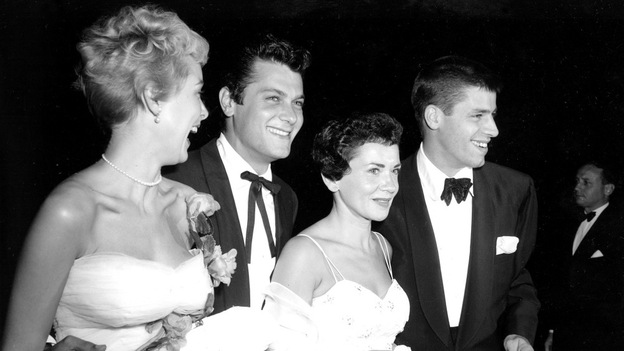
[217,133,273,181]
[416,143,474,202]
[588,202,609,217]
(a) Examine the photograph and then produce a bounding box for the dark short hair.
[213,34,311,132]
[75,5,209,130]
[312,112,403,181]
[411,56,502,135]
[582,160,617,187]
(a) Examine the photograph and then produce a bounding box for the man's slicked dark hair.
[215,33,311,132]
[583,160,618,187]
[224,33,311,105]
[411,56,502,135]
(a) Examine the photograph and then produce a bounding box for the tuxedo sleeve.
[503,177,540,342]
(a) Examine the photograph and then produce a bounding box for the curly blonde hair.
[75,5,209,129]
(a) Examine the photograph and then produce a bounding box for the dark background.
[2,0,624,346]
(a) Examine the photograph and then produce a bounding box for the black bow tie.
[240,171,280,263]
[240,171,281,194]
[584,211,596,222]
[440,178,472,206]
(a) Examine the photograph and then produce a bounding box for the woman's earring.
[153,106,161,123]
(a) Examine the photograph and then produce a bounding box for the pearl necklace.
[101,154,162,187]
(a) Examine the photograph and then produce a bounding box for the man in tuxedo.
[166,34,311,313]
[544,162,624,350]
[377,56,540,350]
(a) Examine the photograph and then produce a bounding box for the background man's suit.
[377,150,540,350]
[551,202,624,350]
[165,139,298,314]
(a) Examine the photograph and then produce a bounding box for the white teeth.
[267,127,289,136]
[472,141,488,148]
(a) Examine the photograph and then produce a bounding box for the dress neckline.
[74,249,202,270]
[315,279,398,302]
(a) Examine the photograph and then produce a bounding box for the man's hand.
[51,336,106,351]
[504,334,534,351]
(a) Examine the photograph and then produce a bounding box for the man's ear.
[219,87,236,117]
[423,105,443,130]
[142,87,161,117]
[321,174,339,193]
[605,183,615,197]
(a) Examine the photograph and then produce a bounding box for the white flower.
[208,248,237,287]
[186,193,220,234]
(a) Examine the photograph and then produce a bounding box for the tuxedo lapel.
[456,167,496,348]
[574,208,609,259]
[273,187,291,257]
[199,141,250,306]
[403,156,452,347]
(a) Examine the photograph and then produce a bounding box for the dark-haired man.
[377,56,539,350]
[166,34,311,314]
[544,162,624,350]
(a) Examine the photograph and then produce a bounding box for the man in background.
[544,161,624,350]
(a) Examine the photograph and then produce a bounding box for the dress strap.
[298,234,344,283]
[373,232,393,279]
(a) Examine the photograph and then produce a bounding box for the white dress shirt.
[417,144,473,327]
[217,133,277,309]
[572,202,608,255]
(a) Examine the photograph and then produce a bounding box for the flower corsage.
[138,193,237,351]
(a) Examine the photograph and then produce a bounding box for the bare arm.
[271,236,323,305]
[3,183,92,351]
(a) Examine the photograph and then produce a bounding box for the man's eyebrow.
[259,88,286,96]
[472,108,496,113]
[259,87,305,100]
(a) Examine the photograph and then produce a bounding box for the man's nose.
[484,115,499,138]
[280,104,299,124]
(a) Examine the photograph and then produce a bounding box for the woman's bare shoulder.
[40,175,99,224]
[25,174,101,257]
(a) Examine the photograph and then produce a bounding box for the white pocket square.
[590,250,604,258]
[496,236,519,255]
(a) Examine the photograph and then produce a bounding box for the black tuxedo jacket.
[553,202,624,349]
[376,151,539,350]
[164,139,298,314]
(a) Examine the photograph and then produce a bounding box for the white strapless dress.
[55,249,275,351]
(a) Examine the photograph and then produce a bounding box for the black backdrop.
[2,0,624,344]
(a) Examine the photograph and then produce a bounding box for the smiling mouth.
[472,140,489,148]
[267,127,290,137]
[374,198,393,205]
[188,125,200,137]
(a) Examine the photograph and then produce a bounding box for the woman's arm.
[271,236,323,305]
[265,236,324,351]
[3,183,92,351]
